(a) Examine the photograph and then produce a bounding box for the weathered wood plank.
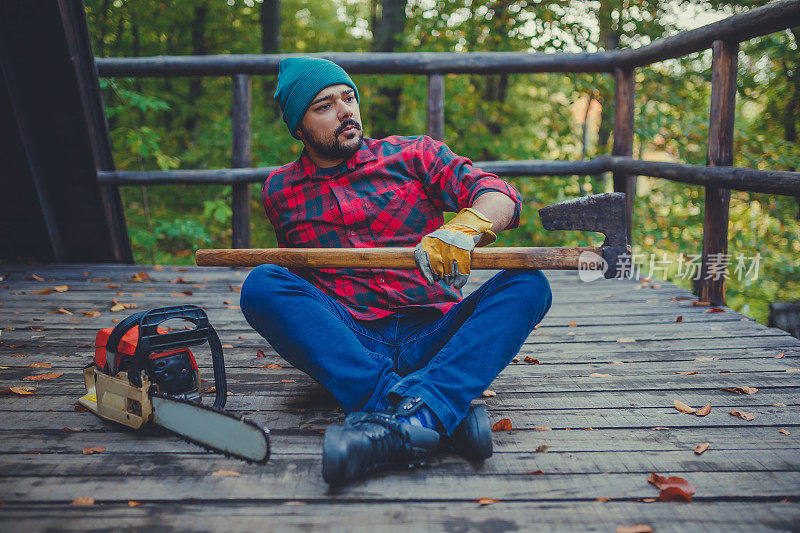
[2,426,794,454]
[2,471,799,503]
[1,502,798,533]
[0,404,795,432]
[2,448,799,477]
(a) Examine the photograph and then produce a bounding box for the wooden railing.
[94,0,800,305]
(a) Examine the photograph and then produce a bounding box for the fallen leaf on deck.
[481,390,496,398]
[476,498,499,505]
[71,497,95,506]
[676,371,698,375]
[2,386,36,395]
[28,274,45,281]
[221,344,233,349]
[779,429,790,435]
[596,497,610,502]
[786,369,800,373]
[35,288,53,295]
[74,404,89,412]
[730,410,754,421]
[511,357,520,363]
[128,501,141,507]
[110,303,125,312]
[229,285,241,292]
[641,498,657,503]
[524,356,539,364]
[82,446,106,455]
[202,387,216,393]
[674,400,696,414]
[692,301,710,307]
[694,442,710,454]
[57,308,73,315]
[721,386,758,395]
[652,427,669,430]
[170,292,187,297]
[212,470,241,477]
[23,372,63,381]
[617,526,653,533]
[260,364,282,369]
[773,403,786,407]
[676,316,683,322]
[590,373,611,377]
[774,352,785,358]
[525,470,545,475]
[535,445,549,453]
[27,363,51,368]
[695,403,711,417]
[82,311,101,317]
[131,271,151,282]
[53,285,70,292]
[694,356,718,361]
[491,419,513,431]
[534,426,552,431]
[705,307,725,313]
[256,350,267,358]
[227,306,240,310]
[104,283,121,289]
[648,472,695,502]
[616,338,636,343]
[568,320,577,327]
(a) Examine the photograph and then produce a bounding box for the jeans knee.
[498,269,552,311]
[240,264,289,313]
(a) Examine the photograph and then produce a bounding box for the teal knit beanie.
[273,57,359,139]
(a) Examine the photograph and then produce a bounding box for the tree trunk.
[370,0,407,139]
[183,3,208,135]
[260,0,280,114]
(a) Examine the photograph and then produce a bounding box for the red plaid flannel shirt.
[261,135,522,320]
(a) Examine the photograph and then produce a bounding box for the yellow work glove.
[414,208,496,289]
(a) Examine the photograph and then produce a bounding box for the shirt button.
[348,231,355,236]
[379,278,385,283]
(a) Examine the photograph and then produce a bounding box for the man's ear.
[295,128,304,140]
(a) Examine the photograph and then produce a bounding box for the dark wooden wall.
[0,0,131,264]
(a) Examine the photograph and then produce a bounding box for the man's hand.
[414,208,496,289]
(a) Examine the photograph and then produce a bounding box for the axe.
[196,193,630,279]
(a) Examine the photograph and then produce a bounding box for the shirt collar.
[286,139,377,182]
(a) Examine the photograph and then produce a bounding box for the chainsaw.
[78,304,270,464]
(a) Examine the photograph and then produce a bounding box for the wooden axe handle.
[195,247,604,270]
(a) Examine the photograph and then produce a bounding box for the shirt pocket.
[362,181,433,246]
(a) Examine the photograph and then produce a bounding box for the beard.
[299,119,363,161]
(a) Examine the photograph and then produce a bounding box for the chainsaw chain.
[150,392,270,464]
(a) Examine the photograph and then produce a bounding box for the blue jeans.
[240,265,552,435]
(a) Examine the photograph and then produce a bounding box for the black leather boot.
[322,410,440,486]
[443,404,493,460]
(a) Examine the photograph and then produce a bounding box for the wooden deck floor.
[0,263,798,532]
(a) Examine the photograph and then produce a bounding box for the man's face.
[296,84,363,163]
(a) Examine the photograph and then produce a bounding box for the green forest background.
[85,0,799,324]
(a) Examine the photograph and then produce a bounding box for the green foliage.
[85,0,799,324]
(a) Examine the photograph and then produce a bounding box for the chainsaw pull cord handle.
[110,305,227,410]
[103,311,147,375]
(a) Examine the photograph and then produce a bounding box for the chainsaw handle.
[123,305,228,410]
[103,311,147,375]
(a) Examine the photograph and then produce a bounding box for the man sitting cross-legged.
[239,57,552,485]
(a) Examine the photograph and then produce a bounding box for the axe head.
[538,193,630,278]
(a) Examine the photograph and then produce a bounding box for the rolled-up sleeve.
[414,135,522,229]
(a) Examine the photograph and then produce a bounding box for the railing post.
[612,67,635,245]
[231,73,252,249]
[696,40,737,305]
[427,73,444,140]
